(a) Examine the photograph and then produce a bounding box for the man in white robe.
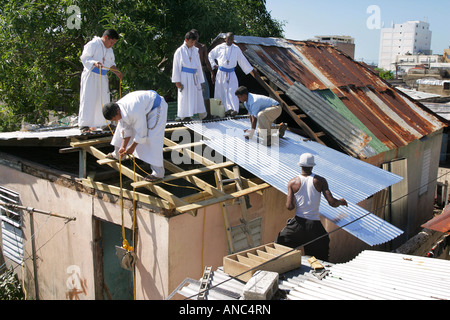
[102,90,168,182]
[79,29,122,132]
[172,31,207,121]
[208,32,254,116]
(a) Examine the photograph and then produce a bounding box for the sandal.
[104,152,117,160]
[105,152,127,161]
[279,123,287,138]
[144,175,162,183]
[80,126,91,133]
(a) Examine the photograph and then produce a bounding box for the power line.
[180,169,450,300]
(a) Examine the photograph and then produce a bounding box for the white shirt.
[80,36,115,72]
[295,174,321,221]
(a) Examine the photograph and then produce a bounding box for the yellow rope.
[100,67,210,294]
[100,67,136,299]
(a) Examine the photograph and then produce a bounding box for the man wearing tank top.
[275,153,348,261]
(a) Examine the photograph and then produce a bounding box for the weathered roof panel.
[227,35,447,158]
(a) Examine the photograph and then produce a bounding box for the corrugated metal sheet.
[0,127,82,141]
[282,250,450,300]
[171,267,245,300]
[173,250,450,300]
[315,89,390,154]
[221,35,447,158]
[185,119,404,246]
[286,82,376,158]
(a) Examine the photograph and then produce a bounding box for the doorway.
[93,219,134,300]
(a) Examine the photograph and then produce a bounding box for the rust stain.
[226,36,447,153]
[337,87,406,149]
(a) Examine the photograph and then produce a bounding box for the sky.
[265,0,450,65]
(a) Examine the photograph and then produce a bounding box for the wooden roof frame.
[69,125,270,217]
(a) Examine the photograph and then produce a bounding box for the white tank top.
[295,174,321,221]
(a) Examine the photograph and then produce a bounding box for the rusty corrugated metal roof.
[421,205,450,233]
[211,34,447,158]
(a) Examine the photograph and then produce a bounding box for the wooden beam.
[82,178,173,210]
[163,136,260,191]
[229,183,270,198]
[162,141,204,152]
[80,144,196,215]
[131,161,235,189]
[164,126,188,133]
[250,70,325,145]
[176,194,237,213]
[70,136,112,148]
[176,183,270,213]
[162,160,231,199]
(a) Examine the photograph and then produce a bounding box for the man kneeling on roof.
[235,86,287,146]
[102,90,168,182]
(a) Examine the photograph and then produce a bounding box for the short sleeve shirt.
[244,93,279,116]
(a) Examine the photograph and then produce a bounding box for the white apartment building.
[378,20,432,71]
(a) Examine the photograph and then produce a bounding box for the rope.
[100,66,136,299]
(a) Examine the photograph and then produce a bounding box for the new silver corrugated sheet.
[283,250,450,300]
[185,119,404,246]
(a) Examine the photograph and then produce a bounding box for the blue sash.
[219,66,235,73]
[181,67,197,74]
[149,90,161,110]
[92,67,108,75]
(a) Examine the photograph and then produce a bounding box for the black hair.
[235,86,248,96]
[184,30,198,41]
[103,29,119,40]
[191,29,199,37]
[102,102,120,120]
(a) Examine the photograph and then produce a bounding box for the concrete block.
[242,270,279,300]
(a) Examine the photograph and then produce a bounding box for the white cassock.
[110,90,168,178]
[208,43,253,112]
[172,42,206,118]
[79,36,116,129]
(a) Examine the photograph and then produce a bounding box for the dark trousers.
[275,216,330,261]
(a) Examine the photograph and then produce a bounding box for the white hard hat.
[298,153,316,167]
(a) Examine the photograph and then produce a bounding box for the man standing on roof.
[275,153,348,261]
[172,30,207,121]
[208,32,255,117]
[102,90,168,182]
[191,29,214,116]
[79,29,123,133]
[235,86,287,146]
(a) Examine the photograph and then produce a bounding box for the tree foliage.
[0,267,24,300]
[0,0,284,131]
[374,67,395,80]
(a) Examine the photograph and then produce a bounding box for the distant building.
[378,20,432,71]
[310,35,355,59]
[395,53,442,75]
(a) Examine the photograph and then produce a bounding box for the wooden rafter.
[250,70,326,145]
[69,125,271,216]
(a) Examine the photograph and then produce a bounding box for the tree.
[0,0,284,131]
[374,67,395,80]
